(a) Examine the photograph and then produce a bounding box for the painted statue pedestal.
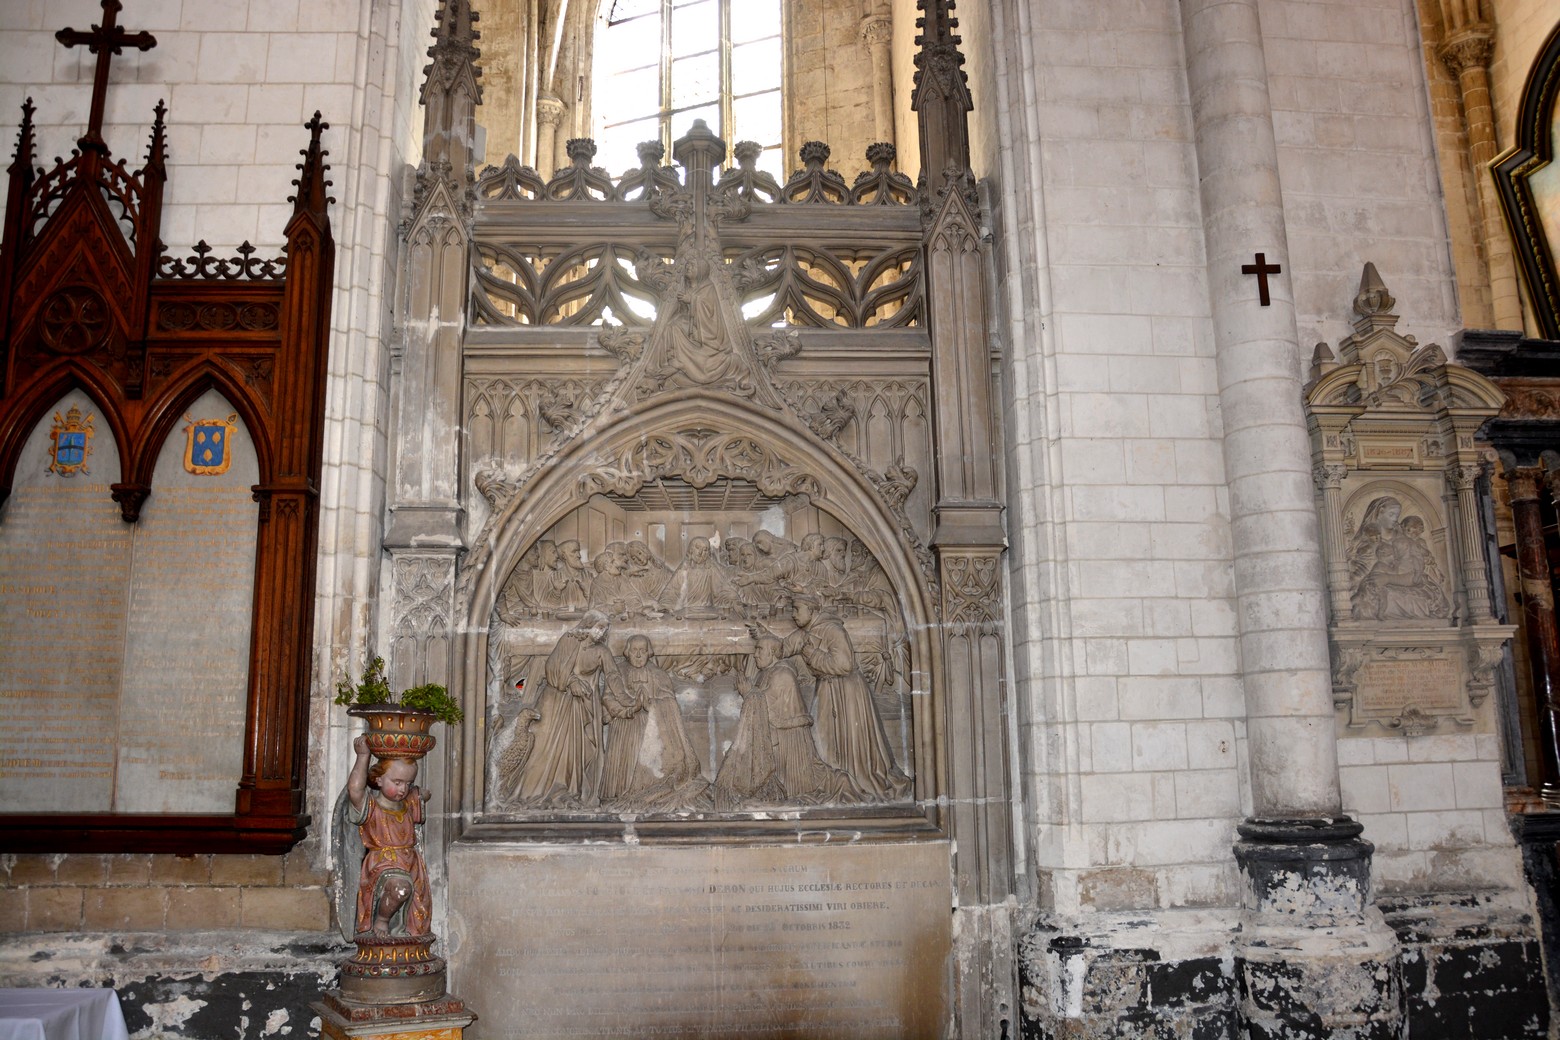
[312,991,475,1040]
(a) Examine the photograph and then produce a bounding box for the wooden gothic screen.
[0,2,335,853]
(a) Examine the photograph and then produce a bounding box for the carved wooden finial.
[289,112,334,221]
[55,0,157,155]
[143,97,167,171]
[9,97,35,175]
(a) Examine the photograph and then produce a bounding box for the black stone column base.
[1232,816,1403,1040]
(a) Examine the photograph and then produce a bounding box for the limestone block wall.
[1261,0,1464,350]
[980,0,1247,915]
[0,0,433,1005]
[785,0,882,173]
[1339,734,1525,893]
[0,852,336,1035]
[0,852,328,934]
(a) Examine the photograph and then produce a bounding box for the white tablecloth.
[0,990,130,1040]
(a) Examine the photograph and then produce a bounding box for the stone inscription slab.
[1357,656,1462,717]
[116,393,258,813]
[448,842,951,1039]
[0,392,128,811]
[0,389,260,813]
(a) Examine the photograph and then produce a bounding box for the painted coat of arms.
[47,404,94,475]
[184,414,239,475]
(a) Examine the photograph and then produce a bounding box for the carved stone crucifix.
[56,0,158,153]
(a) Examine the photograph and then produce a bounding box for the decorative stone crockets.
[1305,264,1513,734]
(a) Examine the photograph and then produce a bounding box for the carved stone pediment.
[1304,264,1513,736]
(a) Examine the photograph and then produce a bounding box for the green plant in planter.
[334,656,464,725]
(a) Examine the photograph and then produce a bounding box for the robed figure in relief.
[714,635,860,809]
[1348,496,1450,622]
[599,634,707,809]
[753,595,911,801]
[508,610,625,807]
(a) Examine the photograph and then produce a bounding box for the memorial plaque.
[0,391,129,811]
[448,842,952,1039]
[1356,656,1462,718]
[116,390,258,813]
[0,389,260,814]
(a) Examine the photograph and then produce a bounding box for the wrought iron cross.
[56,0,157,153]
[1241,252,1282,306]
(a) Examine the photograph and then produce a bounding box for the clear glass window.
[596,0,783,176]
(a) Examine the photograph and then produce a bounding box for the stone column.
[1506,460,1560,801]
[535,91,566,177]
[860,11,894,147]
[1182,1,1399,1033]
[1181,0,1339,820]
[1437,16,1523,331]
[1314,462,1352,623]
[1449,461,1495,623]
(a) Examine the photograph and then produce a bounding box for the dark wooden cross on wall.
[55,0,157,154]
[1241,252,1282,306]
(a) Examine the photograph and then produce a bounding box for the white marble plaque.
[449,841,952,1040]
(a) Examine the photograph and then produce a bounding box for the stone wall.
[1263,0,1463,349]
[0,852,338,1036]
[0,852,328,934]
[979,0,1245,916]
[785,0,883,173]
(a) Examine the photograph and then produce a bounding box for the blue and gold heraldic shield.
[47,404,94,476]
[183,414,239,476]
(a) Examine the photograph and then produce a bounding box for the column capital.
[1313,461,1348,490]
[1498,454,1545,502]
[860,14,893,49]
[535,91,566,130]
[1446,460,1485,492]
[1437,25,1494,77]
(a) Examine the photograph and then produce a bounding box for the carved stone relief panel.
[484,480,915,815]
[1341,484,1453,624]
[1305,264,1514,736]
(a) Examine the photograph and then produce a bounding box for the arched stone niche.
[452,396,940,835]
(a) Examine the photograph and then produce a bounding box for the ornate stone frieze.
[1305,264,1513,735]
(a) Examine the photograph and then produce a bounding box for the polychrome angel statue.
[335,735,432,939]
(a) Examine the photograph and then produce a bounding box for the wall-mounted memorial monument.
[383,2,1015,1037]
[0,0,336,852]
[1305,264,1514,735]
